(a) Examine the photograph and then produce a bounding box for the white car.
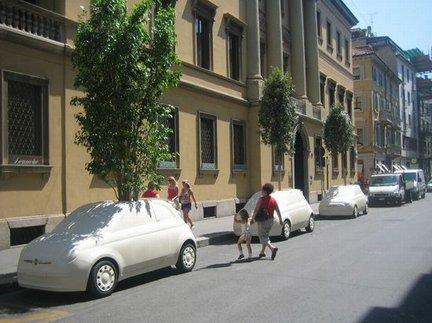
[18,200,197,298]
[319,185,368,218]
[233,190,315,240]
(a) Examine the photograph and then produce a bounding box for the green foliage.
[323,103,355,156]
[259,68,298,157]
[71,0,180,201]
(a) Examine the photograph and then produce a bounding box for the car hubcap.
[309,217,314,230]
[96,265,115,292]
[183,246,195,269]
[284,224,290,237]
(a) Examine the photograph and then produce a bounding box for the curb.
[0,231,237,294]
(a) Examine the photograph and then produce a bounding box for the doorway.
[294,131,307,197]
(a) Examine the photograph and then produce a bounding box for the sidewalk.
[0,202,319,291]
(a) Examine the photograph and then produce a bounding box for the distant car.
[18,200,196,298]
[395,169,426,200]
[368,173,405,206]
[233,190,315,240]
[427,179,432,193]
[319,185,368,218]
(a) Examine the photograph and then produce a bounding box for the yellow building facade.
[0,0,357,250]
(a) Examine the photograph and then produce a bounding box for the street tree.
[71,0,180,201]
[258,68,298,191]
[323,103,355,179]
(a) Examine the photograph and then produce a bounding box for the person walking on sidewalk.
[179,180,197,229]
[233,209,253,261]
[167,176,179,209]
[251,183,283,260]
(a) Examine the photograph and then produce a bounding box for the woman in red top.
[142,182,160,198]
[251,183,283,260]
[167,176,179,209]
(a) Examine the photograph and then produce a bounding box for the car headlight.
[393,190,399,196]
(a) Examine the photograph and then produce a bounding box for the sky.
[344,0,432,55]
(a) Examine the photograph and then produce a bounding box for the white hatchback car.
[319,185,368,218]
[18,200,196,298]
[233,190,315,240]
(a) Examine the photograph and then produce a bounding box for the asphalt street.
[1,195,432,323]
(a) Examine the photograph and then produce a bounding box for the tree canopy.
[323,103,355,156]
[71,0,180,201]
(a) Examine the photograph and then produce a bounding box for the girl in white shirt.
[234,209,253,261]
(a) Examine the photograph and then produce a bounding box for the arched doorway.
[294,130,308,199]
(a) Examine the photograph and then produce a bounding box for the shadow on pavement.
[316,215,356,221]
[0,267,180,315]
[196,256,267,271]
[359,270,432,323]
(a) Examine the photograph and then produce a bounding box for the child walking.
[234,209,253,261]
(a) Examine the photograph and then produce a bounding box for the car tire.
[422,192,426,199]
[176,242,196,273]
[281,221,291,240]
[363,203,368,215]
[398,197,402,206]
[88,260,118,298]
[305,215,314,233]
[352,206,358,219]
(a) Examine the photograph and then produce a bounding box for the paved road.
[1,195,432,323]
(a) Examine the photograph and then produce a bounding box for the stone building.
[0,0,357,250]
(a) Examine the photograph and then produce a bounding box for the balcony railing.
[379,110,394,125]
[0,0,65,42]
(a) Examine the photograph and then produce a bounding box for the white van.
[369,173,405,206]
[394,169,426,200]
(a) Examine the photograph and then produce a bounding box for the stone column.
[289,0,307,99]
[246,0,262,102]
[266,0,283,70]
[303,0,321,105]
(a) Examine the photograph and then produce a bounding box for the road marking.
[0,309,70,323]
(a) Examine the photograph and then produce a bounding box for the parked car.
[395,169,426,200]
[427,179,432,192]
[233,189,315,240]
[18,200,196,298]
[319,185,368,218]
[368,173,405,206]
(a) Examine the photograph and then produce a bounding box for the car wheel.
[281,221,291,240]
[352,206,358,219]
[176,242,196,273]
[88,260,118,298]
[422,192,426,199]
[305,215,314,233]
[363,203,368,215]
[398,197,403,206]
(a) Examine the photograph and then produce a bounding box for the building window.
[260,41,266,77]
[338,88,344,105]
[328,81,336,108]
[332,153,338,172]
[350,148,356,171]
[336,31,341,57]
[199,113,217,170]
[407,91,411,103]
[272,147,284,172]
[372,67,377,83]
[353,67,360,80]
[228,30,241,80]
[316,11,322,39]
[356,128,364,145]
[320,75,326,107]
[196,15,212,69]
[1,72,49,166]
[232,120,246,171]
[354,96,362,111]
[283,52,290,74]
[347,94,353,119]
[159,108,179,169]
[344,39,350,63]
[315,137,325,173]
[326,21,332,49]
[401,65,405,81]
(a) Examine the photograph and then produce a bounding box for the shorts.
[181,203,192,211]
[257,218,274,244]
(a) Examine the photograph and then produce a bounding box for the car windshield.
[53,202,125,237]
[428,179,432,184]
[370,175,398,186]
[402,172,416,181]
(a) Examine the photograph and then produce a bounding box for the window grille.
[200,116,216,169]
[232,122,246,169]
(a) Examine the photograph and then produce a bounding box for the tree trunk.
[278,150,282,191]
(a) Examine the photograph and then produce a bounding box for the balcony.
[379,109,394,125]
[386,144,402,157]
[0,0,76,49]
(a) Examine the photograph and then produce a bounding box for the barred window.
[232,121,246,170]
[159,108,179,169]
[199,114,217,170]
[315,137,325,173]
[228,28,241,80]
[2,72,49,166]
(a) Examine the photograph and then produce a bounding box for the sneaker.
[259,253,266,258]
[271,248,278,260]
[237,254,245,260]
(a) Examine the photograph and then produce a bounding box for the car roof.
[371,173,400,177]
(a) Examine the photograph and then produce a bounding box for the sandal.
[259,253,266,258]
[271,248,278,260]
